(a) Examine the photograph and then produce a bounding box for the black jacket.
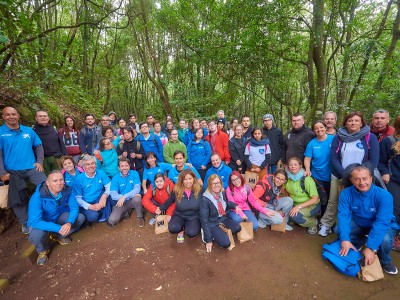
[283,125,315,164]
[228,137,246,172]
[262,125,285,165]
[33,124,67,157]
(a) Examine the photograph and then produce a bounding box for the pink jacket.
[226,184,268,218]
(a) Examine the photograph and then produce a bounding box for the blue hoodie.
[135,132,164,162]
[338,184,396,251]
[28,183,79,233]
[204,163,232,189]
[187,139,211,169]
[183,128,209,146]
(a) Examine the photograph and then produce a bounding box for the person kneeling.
[200,174,242,252]
[28,171,85,265]
[338,166,398,275]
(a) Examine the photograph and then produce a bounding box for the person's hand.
[304,170,312,177]
[155,207,162,215]
[363,248,376,265]
[122,151,128,157]
[206,242,213,253]
[34,163,44,172]
[236,160,241,165]
[116,197,125,207]
[0,173,10,182]
[130,152,136,158]
[89,203,101,211]
[59,223,72,236]
[339,241,358,256]
[266,210,276,217]
[143,188,148,195]
[289,206,301,217]
[99,194,108,208]
[381,174,390,184]
[201,165,206,170]
[93,150,100,155]
[185,163,193,167]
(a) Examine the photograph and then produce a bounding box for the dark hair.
[394,116,400,135]
[173,150,186,158]
[251,126,263,138]
[154,120,162,127]
[60,155,76,167]
[274,169,288,179]
[241,115,250,121]
[342,111,366,128]
[195,128,204,140]
[154,173,165,182]
[228,171,245,191]
[287,156,302,166]
[62,116,77,139]
[102,125,114,137]
[146,114,154,118]
[118,157,131,167]
[139,122,149,129]
[190,118,199,130]
[312,120,327,130]
[129,114,136,119]
[292,112,303,118]
[144,151,158,168]
[99,137,110,151]
[85,113,95,120]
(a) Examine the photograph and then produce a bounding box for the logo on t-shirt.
[356,142,364,149]
[22,134,31,139]
[259,149,265,154]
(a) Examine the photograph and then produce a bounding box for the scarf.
[249,137,269,147]
[287,168,305,182]
[337,125,370,143]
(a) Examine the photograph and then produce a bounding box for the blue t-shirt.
[167,165,201,183]
[111,170,141,197]
[74,170,111,205]
[0,124,42,170]
[64,167,83,187]
[143,163,172,185]
[304,135,334,182]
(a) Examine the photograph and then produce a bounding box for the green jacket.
[163,140,188,164]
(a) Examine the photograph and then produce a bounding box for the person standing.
[33,110,68,174]
[228,124,246,173]
[79,114,102,156]
[0,107,47,234]
[261,114,285,173]
[205,120,230,165]
[323,111,338,135]
[58,116,82,163]
[241,115,253,140]
[135,123,164,162]
[370,109,395,142]
[117,127,144,179]
[163,129,187,164]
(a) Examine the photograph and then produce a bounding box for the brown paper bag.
[271,210,286,233]
[237,221,254,243]
[244,171,259,190]
[358,255,384,282]
[219,223,235,250]
[154,215,169,235]
[0,185,9,209]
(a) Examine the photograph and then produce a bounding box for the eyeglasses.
[212,182,222,186]
[231,177,241,182]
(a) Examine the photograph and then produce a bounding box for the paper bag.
[219,223,235,250]
[358,255,384,282]
[237,221,254,243]
[244,171,259,190]
[271,210,286,233]
[0,184,9,209]
[154,215,169,235]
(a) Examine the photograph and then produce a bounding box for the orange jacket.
[205,130,231,163]
[142,178,176,216]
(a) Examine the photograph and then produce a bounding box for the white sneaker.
[318,224,332,237]
[201,228,206,243]
[285,224,293,231]
[149,217,156,225]
[258,220,267,229]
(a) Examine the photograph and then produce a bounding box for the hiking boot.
[382,263,398,275]
[318,224,332,237]
[177,231,185,243]
[50,234,71,245]
[149,217,156,225]
[22,224,29,235]
[285,224,293,231]
[392,236,400,252]
[137,217,145,228]
[37,250,50,266]
[307,226,318,235]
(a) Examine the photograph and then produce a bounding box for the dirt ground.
[1,216,399,300]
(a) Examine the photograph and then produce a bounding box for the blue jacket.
[338,184,396,251]
[28,183,79,233]
[204,163,232,189]
[330,132,379,179]
[187,139,211,169]
[135,132,164,162]
[183,128,208,146]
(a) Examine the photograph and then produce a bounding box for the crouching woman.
[200,174,242,252]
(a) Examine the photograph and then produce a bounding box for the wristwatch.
[298,206,302,210]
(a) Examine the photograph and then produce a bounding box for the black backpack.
[300,176,328,206]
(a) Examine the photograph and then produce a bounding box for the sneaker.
[138,217,145,228]
[307,226,318,235]
[177,231,185,243]
[382,263,398,275]
[106,221,115,228]
[50,234,72,245]
[201,229,205,243]
[22,224,29,235]
[318,224,332,237]
[149,217,156,225]
[285,224,293,231]
[37,250,50,266]
[392,236,400,252]
[258,220,266,229]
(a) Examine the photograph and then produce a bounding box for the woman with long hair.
[98,137,119,178]
[200,174,242,253]
[157,169,203,243]
[183,118,209,145]
[142,151,172,194]
[228,124,246,173]
[58,116,82,163]
[154,120,169,146]
[244,127,271,178]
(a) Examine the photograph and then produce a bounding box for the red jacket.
[205,130,231,163]
[142,178,176,216]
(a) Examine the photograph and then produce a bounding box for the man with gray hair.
[74,155,112,224]
[337,165,398,275]
[262,114,284,173]
[370,109,395,142]
[323,111,337,135]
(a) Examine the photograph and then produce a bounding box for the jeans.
[168,215,201,238]
[210,218,241,248]
[109,195,143,225]
[79,196,112,223]
[320,175,343,227]
[258,196,293,226]
[290,202,320,228]
[267,164,277,174]
[29,212,85,253]
[227,210,259,231]
[345,219,396,265]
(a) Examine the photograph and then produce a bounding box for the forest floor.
[0,215,399,300]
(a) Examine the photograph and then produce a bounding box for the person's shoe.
[318,224,332,237]
[138,217,145,228]
[177,231,185,243]
[22,224,29,235]
[285,224,293,231]
[50,234,72,245]
[106,221,115,228]
[201,229,206,243]
[258,220,266,229]
[392,236,400,252]
[382,263,398,275]
[307,226,318,235]
[36,250,50,266]
[149,217,156,225]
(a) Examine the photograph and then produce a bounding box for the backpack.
[322,240,362,277]
[255,178,275,204]
[152,184,171,197]
[300,176,328,206]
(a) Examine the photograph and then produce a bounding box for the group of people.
[0,107,399,276]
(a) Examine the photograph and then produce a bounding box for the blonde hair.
[174,169,202,203]
[205,174,223,193]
